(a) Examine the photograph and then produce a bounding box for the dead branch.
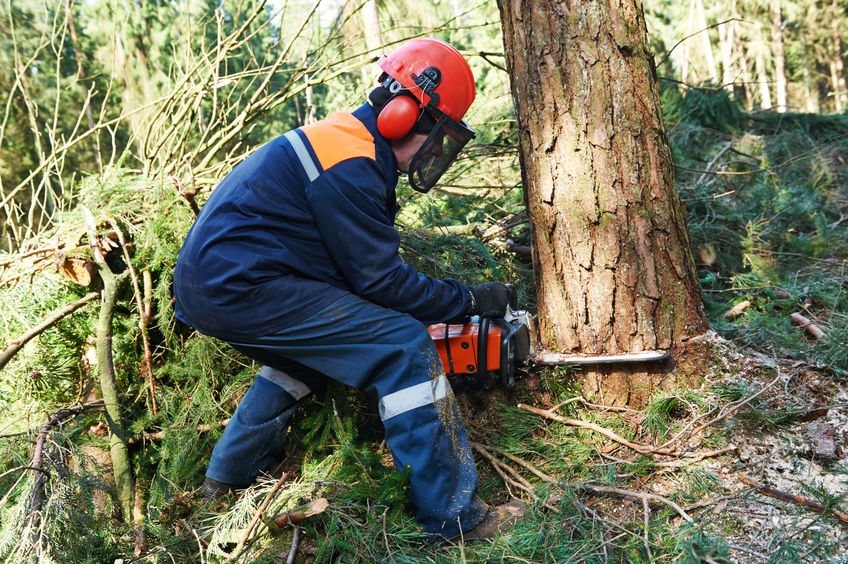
[233,472,290,557]
[722,300,751,319]
[790,312,826,339]
[517,403,678,456]
[0,292,98,372]
[286,526,301,564]
[578,484,694,522]
[739,474,848,524]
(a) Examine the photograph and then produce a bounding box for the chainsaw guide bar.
[531,349,670,366]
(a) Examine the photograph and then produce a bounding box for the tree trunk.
[771,2,788,112]
[732,17,753,110]
[801,31,820,113]
[695,0,718,83]
[755,30,773,110]
[497,0,709,407]
[830,0,847,111]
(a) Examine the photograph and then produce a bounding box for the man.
[173,37,522,541]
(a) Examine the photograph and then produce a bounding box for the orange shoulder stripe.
[300,111,375,171]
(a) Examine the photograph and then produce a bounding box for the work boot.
[459,500,526,541]
[201,477,245,500]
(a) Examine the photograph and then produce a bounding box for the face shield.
[408,111,475,193]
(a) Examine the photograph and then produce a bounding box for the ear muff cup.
[377,95,421,140]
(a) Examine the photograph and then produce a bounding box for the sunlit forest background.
[1,0,846,562]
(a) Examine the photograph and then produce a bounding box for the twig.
[108,218,158,414]
[0,292,98,371]
[550,395,636,413]
[233,472,289,557]
[689,370,783,441]
[286,527,301,564]
[0,466,47,481]
[517,403,678,456]
[472,443,532,495]
[481,444,557,483]
[578,484,693,522]
[739,474,848,524]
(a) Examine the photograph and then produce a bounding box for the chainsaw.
[428,287,669,391]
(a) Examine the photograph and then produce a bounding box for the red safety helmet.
[375,38,477,192]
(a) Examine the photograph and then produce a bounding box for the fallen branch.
[790,312,826,339]
[472,443,532,496]
[739,474,848,524]
[273,497,329,527]
[578,484,693,522]
[721,300,751,319]
[0,292,98,371]
[517,403,678,456]
[286,526,301,564]
[233,472,290,557]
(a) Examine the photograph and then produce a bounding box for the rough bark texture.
[497,0,709,406]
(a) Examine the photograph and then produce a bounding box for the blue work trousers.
[205,293,486,538]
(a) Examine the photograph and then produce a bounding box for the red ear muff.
[377,95,420,140]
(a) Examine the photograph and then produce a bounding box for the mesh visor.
[408,115,475,193]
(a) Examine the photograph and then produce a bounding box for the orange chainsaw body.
[428,322,504,375]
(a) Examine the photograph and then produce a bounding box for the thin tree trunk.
[755,27,773,110]
[719,15,734,92]
[498,0,709,407]
[733,18,753,110]
[771,2,788,112]
[64,0,102,170]
[695,0,719,83]
[830,0,847,111]
[801,32,820,112]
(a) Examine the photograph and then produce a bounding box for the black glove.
[469,282,512,318]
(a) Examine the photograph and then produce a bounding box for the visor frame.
[407,110,475,193]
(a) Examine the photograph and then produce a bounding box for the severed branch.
[739,474,848,524]
[790,312,826,339]
[517,403,678,456]
[0,292,98,371]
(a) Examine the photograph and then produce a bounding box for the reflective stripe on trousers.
[207,293,486,538]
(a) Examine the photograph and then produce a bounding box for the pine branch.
[0,291,98,371]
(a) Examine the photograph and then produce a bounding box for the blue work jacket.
[173,103,471,340]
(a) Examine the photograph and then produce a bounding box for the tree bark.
[771,2,788,112]
[498,0,709,406]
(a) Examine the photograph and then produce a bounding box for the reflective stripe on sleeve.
[379,375,451,421]
[258,366,312,400]
[284,130,320,182]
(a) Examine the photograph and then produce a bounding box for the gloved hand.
[469,282,512,318]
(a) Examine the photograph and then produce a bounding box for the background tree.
[497,0,709,406]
